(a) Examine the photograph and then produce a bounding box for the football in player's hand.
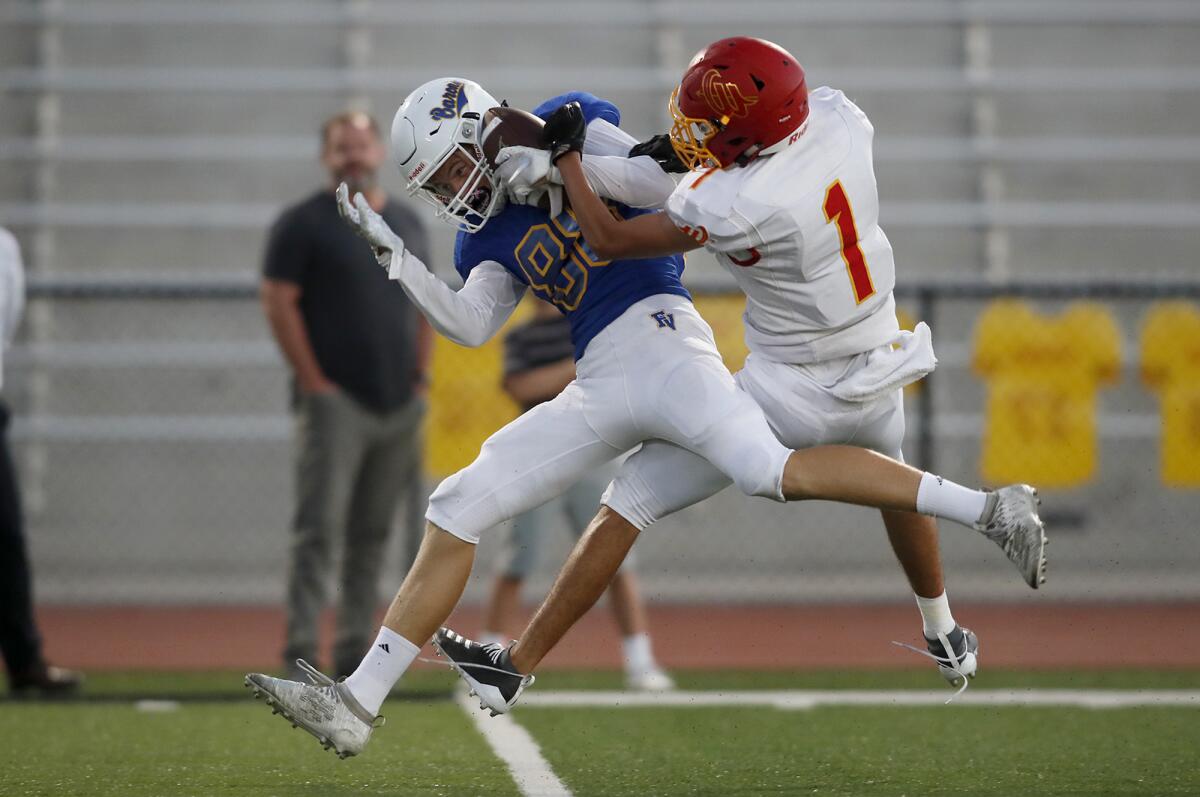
[481,106,546,169]
[481,106,553,211]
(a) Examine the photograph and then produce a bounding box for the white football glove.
[336,182,405,271]
[494,146,564,217]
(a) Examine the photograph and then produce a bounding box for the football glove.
[541,101,587,164]
[336,182,404,269]
[628,133,688,173]
[494,146,564,217]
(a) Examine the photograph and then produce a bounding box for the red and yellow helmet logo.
[696,69,758,119]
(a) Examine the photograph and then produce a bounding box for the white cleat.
[975,484,1048,589]
[244,660,382,759]
[626,668,676,692]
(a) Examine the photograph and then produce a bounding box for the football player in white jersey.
[246,71,1044,756]
[436,37,1047,712]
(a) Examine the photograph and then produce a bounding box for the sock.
[342,627,420,716]
[622,633,656,675]
[915,472,989,527]
[914,591,957,638]
[479,631,508,648]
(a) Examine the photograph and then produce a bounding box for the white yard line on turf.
[456,690,573,797]
[520,689,1200,710]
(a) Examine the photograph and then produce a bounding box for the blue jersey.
[454,92,690,360]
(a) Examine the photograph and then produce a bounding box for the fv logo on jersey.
[650,310,676,330]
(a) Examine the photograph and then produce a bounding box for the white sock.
[479,631,508,648]
[342,627,420,716]
[914,591,957,638]
[915,472,989,527]
[622,633,657,675]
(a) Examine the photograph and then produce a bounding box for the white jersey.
[665,86,899,364]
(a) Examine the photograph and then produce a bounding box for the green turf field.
[2,670,1198,796]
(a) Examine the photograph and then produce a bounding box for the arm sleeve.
[582,118,637,156]
[578,154,676,209]
[386,251,525,347]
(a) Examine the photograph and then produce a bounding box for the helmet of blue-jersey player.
[391,77,507,232]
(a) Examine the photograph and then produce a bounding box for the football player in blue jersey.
[245,78,1042,758]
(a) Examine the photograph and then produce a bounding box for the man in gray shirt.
[261,112,431,678]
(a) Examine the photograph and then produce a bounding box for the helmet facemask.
[407,113,504,233]
[668,87,727,171]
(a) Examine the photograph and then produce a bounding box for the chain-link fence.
[8,278,1199,606]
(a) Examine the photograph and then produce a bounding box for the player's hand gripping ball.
[481,105,562,214]
[541,101,587,163]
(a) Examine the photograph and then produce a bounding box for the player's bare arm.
[556,151,698,260]
[539,102,698,260]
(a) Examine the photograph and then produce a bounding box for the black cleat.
[433,628,534,716]
[925,625,979,687]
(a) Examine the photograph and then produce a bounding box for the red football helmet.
[669,37,809,170]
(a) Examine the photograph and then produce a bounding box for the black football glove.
[628,133,687,173]
[541,101,587,164]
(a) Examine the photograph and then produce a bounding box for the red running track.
[34,602,1200,672]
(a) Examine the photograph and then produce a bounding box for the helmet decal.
[669,38,809,170]
[392,77,504,232]
[697,69,758,119]
[429,81,468,121]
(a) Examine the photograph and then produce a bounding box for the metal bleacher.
[1,0,1198,604]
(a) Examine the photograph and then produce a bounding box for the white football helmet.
[391,77,506,232]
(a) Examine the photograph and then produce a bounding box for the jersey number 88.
[514,211,611,311]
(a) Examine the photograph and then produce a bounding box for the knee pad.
[729,441,789,502]
[425,472,489,544]
[601,472,661,532]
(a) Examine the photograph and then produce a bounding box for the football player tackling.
[437,37,1046,715]
[245,68,1045,758]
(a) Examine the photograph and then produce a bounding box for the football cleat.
[433,628,534,716]
[975,484,1048,589]
[244,660,382,759]
[626,667,676,692]
[925,625,979,688]
[893,625,979,702]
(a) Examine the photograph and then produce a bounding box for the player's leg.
[353,383,625,692]
[509,505,642,674]
[759,349,978,685]
[509,440,730,674]
[649,337,1044,587]
[561,466,671,689]
[480,499,554,645]
[246,384,624,755]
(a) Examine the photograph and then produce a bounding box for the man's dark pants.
[0,400,42,682]
[284,391,425,677]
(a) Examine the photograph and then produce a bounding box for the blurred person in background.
[0,226,82,698]
[261,112,432,679]
[480,299,672,691]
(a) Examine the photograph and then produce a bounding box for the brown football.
[481,105,547,168]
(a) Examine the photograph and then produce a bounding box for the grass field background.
[3,669,1198,796]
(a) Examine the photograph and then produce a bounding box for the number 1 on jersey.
[823,180,875,305]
